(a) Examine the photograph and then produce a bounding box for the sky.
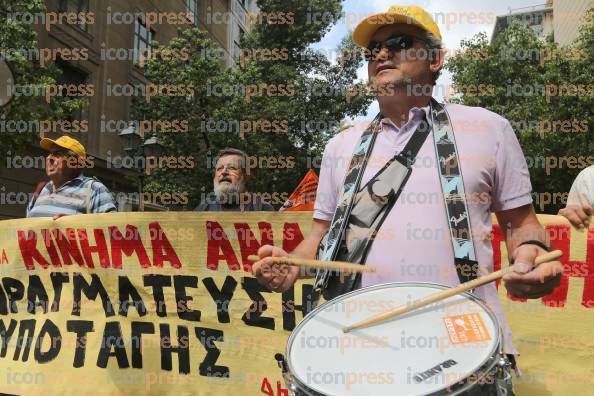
[312,0,550,117]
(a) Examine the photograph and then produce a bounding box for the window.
[59,0,89,13]
[531,24,544,37]
[186,0,199,25]
[133,18,154,65]
[56,59,87,121]
[58,0,90,31]
[232,24,245,63]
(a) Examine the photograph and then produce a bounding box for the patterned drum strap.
[431,99,478,283]
[314,99,478,298]
[318,115,382,260]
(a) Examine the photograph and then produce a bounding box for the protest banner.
[0,212,591,395]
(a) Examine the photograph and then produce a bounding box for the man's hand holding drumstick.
[250,245,376,292]
[497,207,564,299]
[503,243,563,298]
[252,219,331,292]
[251,245,302,293]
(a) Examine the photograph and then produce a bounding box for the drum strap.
[313,99,478,302]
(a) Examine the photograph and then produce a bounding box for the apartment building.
[0,0,258,219]
[550,0,594,45]
[492,4,554,42]
[492,0,594,44]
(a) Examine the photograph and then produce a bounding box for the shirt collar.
[380,105,430,130]
[47,173,87,192]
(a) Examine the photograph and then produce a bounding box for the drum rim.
[285,281,502,396]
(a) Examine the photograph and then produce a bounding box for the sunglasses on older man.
[364,34,426,62]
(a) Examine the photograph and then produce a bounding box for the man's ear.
[429,48,446,74]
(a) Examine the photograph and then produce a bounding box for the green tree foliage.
[136,0,371,209]
[132,27,228,207]
[0,0,85,156]
[446,14,594,214]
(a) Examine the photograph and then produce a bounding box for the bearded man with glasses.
[252,4,563,381]
[195,147,275,212]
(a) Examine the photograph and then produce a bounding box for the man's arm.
[251,218,330,292]
[558,167,593,228]
[286,218,330,262]
[559,203,592,229]
[496,204,563,299]
[497,204,547,252]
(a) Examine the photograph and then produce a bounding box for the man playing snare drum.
[252,3,562,382]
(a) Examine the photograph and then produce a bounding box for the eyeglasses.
[48,149,76,158]
[365,35,425,62]
[215,164,241,173]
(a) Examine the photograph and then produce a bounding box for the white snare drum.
[283,282,507,396]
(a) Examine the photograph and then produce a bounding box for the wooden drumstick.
[247,255,375,273]
[342,250,563,333]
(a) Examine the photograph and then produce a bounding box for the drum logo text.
[413,359,458,383]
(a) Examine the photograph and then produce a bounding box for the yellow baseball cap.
[352,5,442,48]
[40,135,86,159]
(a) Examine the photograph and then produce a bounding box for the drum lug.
[494,355,514,396]
[275,353,288,373]
[281,369,300,396]
[276,354,300,396]
[497,356,510,369]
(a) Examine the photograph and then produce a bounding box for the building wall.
[553,0,594,46]
[543,9,555,38]
[198,0,258,66]
[36,0,189,159]
[199,0,232,65]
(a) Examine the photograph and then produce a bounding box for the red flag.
[279,169,318,211]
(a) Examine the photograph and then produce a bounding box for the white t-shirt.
[567,166,594,206]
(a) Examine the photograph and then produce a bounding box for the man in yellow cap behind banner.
[252,5,563,394]
[26,135,117,218]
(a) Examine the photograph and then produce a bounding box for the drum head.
[286,283,500,396]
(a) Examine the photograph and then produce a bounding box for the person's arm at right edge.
[251,218,330,292]
[558,167,593,229]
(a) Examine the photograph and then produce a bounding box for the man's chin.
[371,78,410,97]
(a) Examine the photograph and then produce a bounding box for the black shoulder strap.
[400,117,431,166]
[30,181,47,209]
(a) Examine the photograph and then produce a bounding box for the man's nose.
[376,46,391,61]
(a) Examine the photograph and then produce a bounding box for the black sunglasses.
[365,35,424,62]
